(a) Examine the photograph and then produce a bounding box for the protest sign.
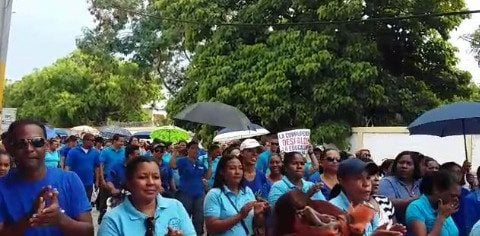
[278,129,310,153]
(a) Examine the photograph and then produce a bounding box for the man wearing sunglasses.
[65,133,101,201]
[0,119,93,236]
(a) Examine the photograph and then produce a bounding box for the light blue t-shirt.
[329,191,380,236]
[163,152,172,164]
[268,176,325,207]
[406,194,459,236]
[256,150,271,173]
[98,194,196,236]
[470,219,480,236]
[204,186,256,236]
[45,150,61,168]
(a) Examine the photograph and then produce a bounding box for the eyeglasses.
[271,142,279,146]
[145,217,155,236]
[325,157,340,162]
[10,137,45,149]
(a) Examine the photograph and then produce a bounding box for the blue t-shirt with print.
[0,168,92,236]
[244,170,271,199]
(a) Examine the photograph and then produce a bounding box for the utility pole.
[0,0,13,131]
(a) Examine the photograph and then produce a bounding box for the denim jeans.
[177,191,205,235]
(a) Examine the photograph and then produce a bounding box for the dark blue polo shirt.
[177,157,206,198]
[66,147,100,187]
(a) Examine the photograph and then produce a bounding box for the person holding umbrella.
[170,141,213,235]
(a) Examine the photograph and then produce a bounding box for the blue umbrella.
[54,128,69,137]
[100,126,132,139]
[45,126,57,139]
[408,102,480,160]
[132,131,151,139]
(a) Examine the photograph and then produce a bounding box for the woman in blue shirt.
[406,170,460,236]
[309,148,340,200]
[268,152,326,208]
[378,151,423,224]
[204,154,269,236]
[240,139,270,199]
[98,156,195,236]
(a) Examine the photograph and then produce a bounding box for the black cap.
[337,158,378,178]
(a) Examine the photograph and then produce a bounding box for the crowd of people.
[1,119,480,235]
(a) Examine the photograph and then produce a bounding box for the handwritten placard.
[278,129,310,153]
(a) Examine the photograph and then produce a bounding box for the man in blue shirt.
[170,141,213,235]
[256,135,278,174]
[60,135,77,166]
[65,133,101,200]
[106,145,140,194]
[97,134,125,224]
[464,167,480,234]
[198,143,222,189]
[0,119,93,235]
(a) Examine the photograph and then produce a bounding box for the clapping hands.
[29,186,63,227]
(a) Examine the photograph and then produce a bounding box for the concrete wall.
[350,127,478,167]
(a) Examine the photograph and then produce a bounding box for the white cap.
[240,139,262,151]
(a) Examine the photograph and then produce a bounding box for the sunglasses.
[271,142,279,145]
[325,157,340,162]
[145,217,155,236]
[10,137,45,149]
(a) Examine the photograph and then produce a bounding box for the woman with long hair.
[204,154,269,236]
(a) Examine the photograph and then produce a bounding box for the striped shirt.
[372,195,395,226]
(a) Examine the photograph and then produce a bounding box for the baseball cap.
[337,158,378,178]
[240,139,262,151]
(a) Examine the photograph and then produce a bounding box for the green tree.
[5,51,161,127]
[84,0,473,147]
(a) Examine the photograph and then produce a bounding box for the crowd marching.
[1,119,480,235]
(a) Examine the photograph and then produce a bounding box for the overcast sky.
[5,0,480,83]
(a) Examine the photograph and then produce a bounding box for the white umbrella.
[71,125,100,135]
[213,124,270,142]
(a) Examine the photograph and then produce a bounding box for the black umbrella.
[174,102,253,130]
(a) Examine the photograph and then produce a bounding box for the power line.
[105,4,480,28]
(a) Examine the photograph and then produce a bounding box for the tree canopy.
[83,0,473,146]
[5,51,161,127]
